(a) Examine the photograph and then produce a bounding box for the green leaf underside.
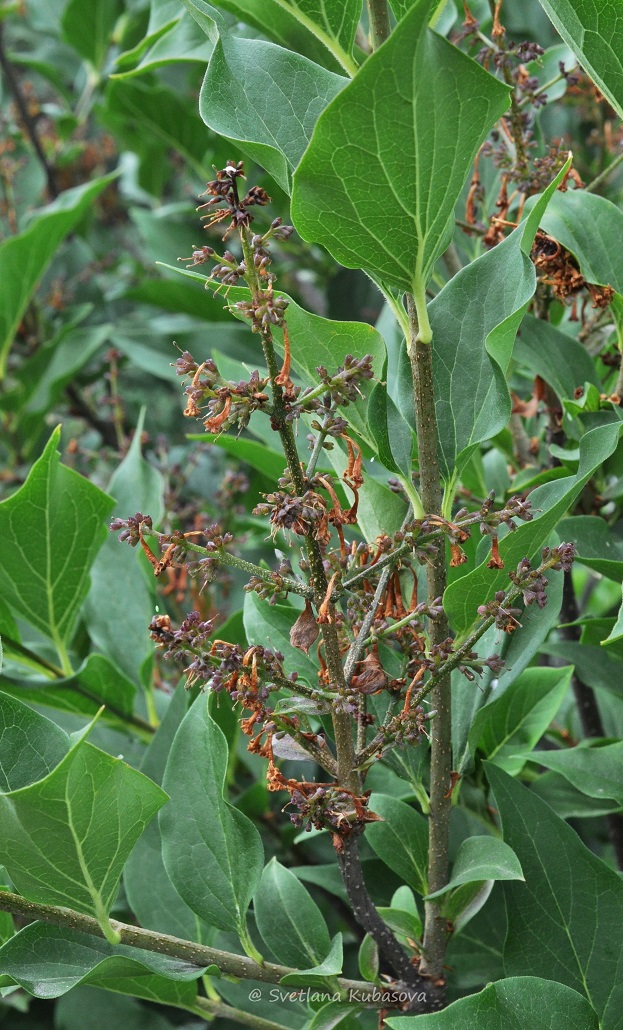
[514,315,600,406]
[537,0,623,120]
[430,163,571,480]
[291,0,509,292]
[161,694,264,933]
[366,794,428,895]
[0,922,202,1005]
[486,764,623,1026]
[467,666,572,776]
[525,742,623,806]
[0,177,116,377]
[386,976,599,1028]
[445,421,623,633]
[0,693,166,923]
[200,34,346,194]
[254,859,330,968]
[279,933,343,985]
[425,836,523,899]
[0,428,114,652]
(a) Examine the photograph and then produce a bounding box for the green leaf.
[187,433,287,483]
[61,0,123,69]
[514,314,600,405]
[537,0,623,119]
[367,379,415,482]
[468,666,572,775]
[193,0,348,72]
[486,763,623,1025]
[114,9,214,77]
[124,687,207,941]
[425,837,523,899]
[161,693,264,935]
[525,742,623,806]
[429,164,571,481]
[0,653,138,735]
[540,641,623,697]
[254,858,330,968]
[358,935,380,984]
[452,571,564,771]
[386,976,599,1029]
[375,906,422,942]
[445,421,623,633]
[0,177,116,377]
[279,933,343,986]
[0,694,167,939]
[244,592,319,685]
[83,411,164,684]
[366,794,428,895]
[105,80,212,179]
[0,428,114,664]
[0,691,69,791]
[55,986,186,1030]
[0,922,201,1007]
[558,515,623,581]
[200,34,346,194]
[291,0,509,304]
[604,589,623,649]
[306,1000,364,1030]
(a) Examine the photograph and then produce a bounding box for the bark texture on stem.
[366,0,391,50]
[406,295,452,983]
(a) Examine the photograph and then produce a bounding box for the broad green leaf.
[0,653,138,736]
[445,421,623,633]
[113,0,182,70]
[61,0,123,69]
[194,0,348,72]
[540,641,623,697]
[366,794,428,895]
[0,923,201,1007]
[306,1000,364,1030]
[124,687,207,941]
[161,693,264,936]
[254,859,330,968]
[0,177,116,377]
[525,742,623,806]
[0,695,166,938]
[486,763,623,1026]
[84,411,164,685]
[514,315,600,406]
[534,188,623,294]
[558,516,623,581]
[358,935,380,984]
[531,770,621,819]
[375,906,422,942]
[105,80,212,179]
[200,34,346,194]
[425,837,523,899]
[240,0,361,59]
[114,9,213,77]
[537,0,623,119]
[367,379,415,482]
[452,571,564,771]
[0,428,114,663]
[467,666,572,775]
[279,933,342,986]
[291,0,509,301]
[0,691,69,792]
[244,592,319,685]
[429,164,570,481]
[55,986,186,1030]
[604,589,623,649]
[386,976,599,1029]
[186,433,287,483]
[444,882,505,991]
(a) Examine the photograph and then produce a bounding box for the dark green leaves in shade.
[244,592,319,686]
[279,933,343,986]
[366,795,428,895]
[445,421,623,633]
[467,666,572,776]
[558,516,623,581]
[254,859,330,968]
[291,0,509,297]
[0,923,202,1008]
[0,428,114,664]
[514,315,600,407]
[486,763,623,1027]
[386,976,599,1029]
[0,693,166,940]
[200,37,345,194]
[429,162,570,481]
[526,742,623,806]
[0,176,116,377]
[425,837,523,898]
[537,0,623,119]
[161,693,264,937]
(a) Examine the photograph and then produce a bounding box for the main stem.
[406,295,452,983]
